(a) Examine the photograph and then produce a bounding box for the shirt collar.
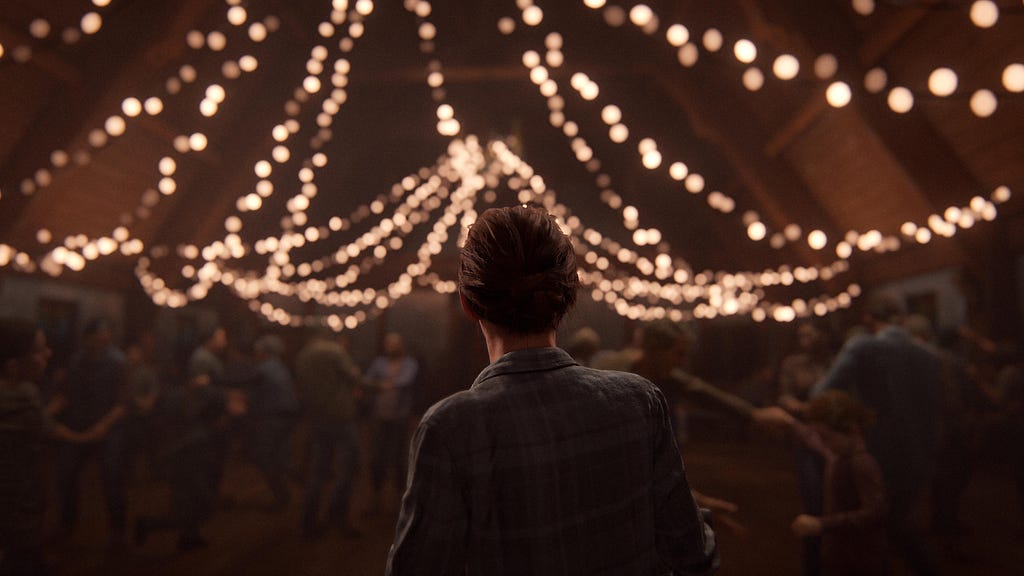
[471,347,578,389]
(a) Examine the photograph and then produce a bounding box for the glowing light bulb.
[970,90,997,117]
[826,81,852,107]
[807,230,827,250]
[928,68,958,97]
[773,54,799,80]
[733,39,757,63]
[970,0,999,28]
[887,87,914,113]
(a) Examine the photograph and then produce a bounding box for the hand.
[777,395,805,415]
[693,490,746,537]
[752,406,795,428]
[227,389,248,416]
[79,421,111,443]
[693,490,739,514]
[791,514,823,537]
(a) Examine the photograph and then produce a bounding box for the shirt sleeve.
[671,368,754,420]
[386,411,467,575]
[811,337,865,397]
[650,385,720,575]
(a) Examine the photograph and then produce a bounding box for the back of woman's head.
[459,205,579,334]
[806,389,873,434]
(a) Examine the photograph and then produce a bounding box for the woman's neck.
[479,321,556,363]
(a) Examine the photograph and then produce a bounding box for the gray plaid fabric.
[387,347,718,575]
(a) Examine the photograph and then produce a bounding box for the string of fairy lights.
[0,0,1019,329]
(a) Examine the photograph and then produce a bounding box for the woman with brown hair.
[386,205,718,575]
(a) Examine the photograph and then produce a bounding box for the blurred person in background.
[295,328,365,539]
[51,318,129,548]
[365,332,418,515]
[248,334,299,510]
[812,293,943,575]
[1,318,107,575]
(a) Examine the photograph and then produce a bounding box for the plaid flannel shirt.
[387,347,718,575]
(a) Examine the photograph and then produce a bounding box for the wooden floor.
[44,426,1023,575]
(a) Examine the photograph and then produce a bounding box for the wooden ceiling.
[1,0,1021,323]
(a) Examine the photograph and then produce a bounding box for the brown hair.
[458,205,579,334]
[805,389,874,434]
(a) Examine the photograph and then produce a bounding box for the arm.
[386,413,467,575]
[671,368,789,430]
[779,413,836,461]
[671,368,755,420]
[811,338,865,398]
[651,387,719,575]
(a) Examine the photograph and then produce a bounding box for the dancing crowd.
[1,209,1022,576]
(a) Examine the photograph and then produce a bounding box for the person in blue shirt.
[811,292,943,575]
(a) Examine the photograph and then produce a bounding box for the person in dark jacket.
[387,205,718,575]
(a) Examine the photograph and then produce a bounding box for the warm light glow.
[733,39,757,63]
[992,185,1012,203]
[81,12,103,35]
[702,29,723,52]
[677,44,699,67]
[355,0,374,16]
[200,100,218,117]
[864,67,887,93]
[105,115,126,136]
[189,133,208,151]
[666,24,689,46]
[970,90,998,117]
[601,105,622,125]
[836,242,852,259]
[669,162,688,180]
[584,0,607,8]
[927,68,958,97]
[30,19,51,39]
[887,87,914,113]
[207,31,227,51]
[1003,63,1024,93]
[158,157,176,176]
[685,173,705,193]
[522,6,543,26]
[629,4,654,27]
[642,150,662,170]
[498,17,515,34]
[144,97,164,115]
[228,6,248,26]
[826,82,852,107]
[742,68,764,91]
[609,124,629,143]
[807,230,827,250]
[773,55,799,80]
[206,84,226,103]
[851,0,875,16]
[249,22,268,42]
[814,54,837,79]
[969,0,999,28]
[747,222,766,241]
[121,98,142,117]
[186,30,205,49]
